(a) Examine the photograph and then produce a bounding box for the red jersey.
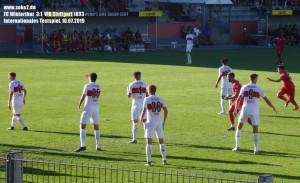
[280,70,294,89]
[275,36,285,49]
[56,33,63,42]
[231,80,242,103]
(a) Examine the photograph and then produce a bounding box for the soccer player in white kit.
[127,71,147,144]
[215,58,233,114]
[140,85,168,166]
[185,29,194,65]
[75,73,101,152]
[233,74,277,155]
[7,72,28,131]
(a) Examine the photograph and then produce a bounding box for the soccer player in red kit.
[267,65,299,110]
[274,33,286,65]
[225,73,251,131]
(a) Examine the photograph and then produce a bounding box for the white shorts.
[80,106,99,125]
[186,44,193,53]
[144,121,164,139]
[131,106,145,121]
[221,87,233,97]
[238,114,259,126]
[12,104,22,114]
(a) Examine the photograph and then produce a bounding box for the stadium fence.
[0,152,279,183]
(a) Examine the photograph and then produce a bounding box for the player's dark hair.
[148,85,156,94]
[277,65,285,70]
[9,72,16,78]
[250,74,258,80]
[90,73,97,82]
[228,72,235,78]
[221,58,229,64]
[134,71,141,78]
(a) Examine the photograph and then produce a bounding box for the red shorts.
[278,86,295,100]
[228,101,242,113]
[17,35,25,44]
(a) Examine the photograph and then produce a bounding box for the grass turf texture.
[0,47,299,182]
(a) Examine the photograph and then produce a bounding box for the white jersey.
[143,95,166,123]
[239,83,266,116]
[128,80,147,108]
[9,80,25,105]
[82,82,101,107]
[218,65,233,88]
[186,33,194,45]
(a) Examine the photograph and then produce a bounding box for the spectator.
[204,21,214,45]
[135,30,143,44]
[181,25,188,39]
[119,0,128,11]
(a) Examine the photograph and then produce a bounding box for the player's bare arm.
[78,94,86,110]
[267,77,281,82]
[139,108,146,127]
[162,107,168,130]
[233,96,242,116]
[8,92,13,110]
[263,97,277,113]
[224,93,238,100]
[215,75,222,88]
[23,88,27,105]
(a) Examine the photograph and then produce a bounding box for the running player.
[267,65,299,110]
[127,71,147,144]
[140,85,168,166]
[7,72,28,131]
[75,73,101,152]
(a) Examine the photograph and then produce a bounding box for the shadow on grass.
[260,131,300,138]
[32,151,140,162]
[30,130,127,139]
[1,47,300,73]
[0,143,62,152]
[167,143,300,158]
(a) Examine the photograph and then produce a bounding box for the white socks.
[221,98,226,112]
[146,144,152,163]
[94,130,100,149]
[254,133,259,152]
[132,123,138,141]
[11,116,17,127]
[18,116,26,127]
[159,144,166,161]
[235,130,241,148]
[187,54,191,63]
[80,129,86,147]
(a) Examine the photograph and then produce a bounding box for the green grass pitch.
[0,47,299,182]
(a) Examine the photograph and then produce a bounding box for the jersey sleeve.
[128,83,132,94]
[9,83,13,92]
[238,86,245,97]
[82,85,88,95]
[218,68,222,76]
[259,87,266,98]
[142,97,147,109]
[161,98,166,108]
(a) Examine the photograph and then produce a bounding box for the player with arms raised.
[140,85,168,166]
[75,73,101,152]
[233,74,276,155]
[127,71,148,144]
[7,72,28,131]
[215,58,233,114]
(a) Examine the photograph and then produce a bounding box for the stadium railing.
[0,152,285,183]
